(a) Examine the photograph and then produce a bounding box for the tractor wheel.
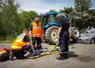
[45,26,59,44]
[70,27,80,41]
[90,38,95,44]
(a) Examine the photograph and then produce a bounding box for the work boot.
[9,52,15,61]
[64,55,69,59]
[17,56,27,59]
[16,54,27,59]
[56,55,68,60]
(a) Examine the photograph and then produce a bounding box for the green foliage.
[49,9,57,12]
[0,0,38,40]
[0,0,23,40]
[60,7,73,14]
[39,13,43,24]
[75,0,91,12]
[88,9,95,16]
[75,16,95,30]
[19,11,38,28]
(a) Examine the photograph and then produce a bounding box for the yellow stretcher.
[28,45,74,59]
[28,51,59,59]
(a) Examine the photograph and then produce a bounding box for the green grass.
[0,38,14,43]
[0,40,13,43]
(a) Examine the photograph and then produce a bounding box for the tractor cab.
[42,12,59,29]
[42,12,67,29]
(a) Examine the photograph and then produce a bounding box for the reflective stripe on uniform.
[32,34,40,37]
[11,34,27,50]
[64,52,69,53]
[33,26,41,28]
[11,46,22,50]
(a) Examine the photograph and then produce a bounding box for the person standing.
[30,17,43,50]
[56,14,70,60]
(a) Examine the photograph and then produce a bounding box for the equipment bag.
[0,48,11,62]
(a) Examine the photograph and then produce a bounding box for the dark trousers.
[12,45,31,58]
[59,31,69,56]
[32,37,42,49]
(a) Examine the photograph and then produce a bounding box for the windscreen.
[43,14,57,25]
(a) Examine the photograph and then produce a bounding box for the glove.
[32,50,36,56]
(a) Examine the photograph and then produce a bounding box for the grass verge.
[0,40,13,43]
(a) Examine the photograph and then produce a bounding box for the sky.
[16,0,95,14]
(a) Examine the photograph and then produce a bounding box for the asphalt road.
[0,43,95,68]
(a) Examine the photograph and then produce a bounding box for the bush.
[75,16,95,30]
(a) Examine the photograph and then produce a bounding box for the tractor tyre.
[45,26,59,44]
[70,27,80,42]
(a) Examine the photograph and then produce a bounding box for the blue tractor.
[42,12,80,44]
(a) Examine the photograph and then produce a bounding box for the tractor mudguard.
[44,23,58,30]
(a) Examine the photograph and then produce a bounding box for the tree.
[74,0,91,12]
[0,0,23,40]
[88,9,95,16]
[49,9,57,12]
[19,10,38,28]
[59,7,73,14]
[39,13,43,24]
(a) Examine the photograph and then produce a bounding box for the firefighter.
[10,29,36,60]
[30,17,43,50]
[56,14,70,60]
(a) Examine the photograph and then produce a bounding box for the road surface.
[0,43,95,68]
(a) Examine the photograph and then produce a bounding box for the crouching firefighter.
[10,29,36,60]
[56,13,70,60]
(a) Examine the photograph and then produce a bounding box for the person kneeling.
[10,29,36,60]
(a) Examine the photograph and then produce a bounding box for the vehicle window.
[43,14,57,25]
[48,15,57,23]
